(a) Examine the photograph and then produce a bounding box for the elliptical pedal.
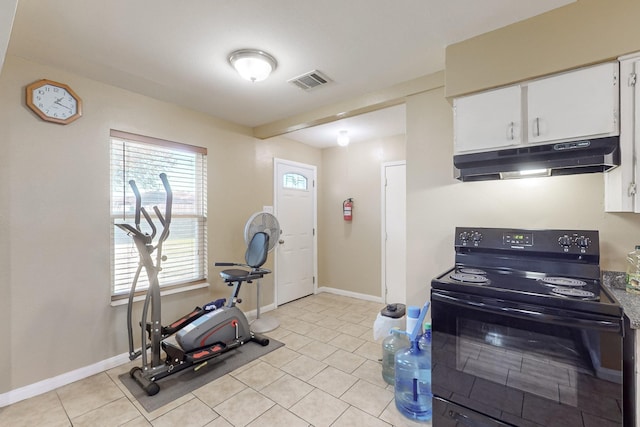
[186,342,229,363]
[162,341,187,365]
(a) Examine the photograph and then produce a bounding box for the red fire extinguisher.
[343,198,353,221]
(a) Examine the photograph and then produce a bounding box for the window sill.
[110,282,210,307]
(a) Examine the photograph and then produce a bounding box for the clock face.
[26,79,82,124]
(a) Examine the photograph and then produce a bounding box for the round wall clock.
[26,79,82,125]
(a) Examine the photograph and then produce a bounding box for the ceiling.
[5,0,574,147]
[288,104,407,149]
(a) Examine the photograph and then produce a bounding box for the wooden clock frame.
[26,79,83,125]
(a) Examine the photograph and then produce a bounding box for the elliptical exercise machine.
[116,173,270,396]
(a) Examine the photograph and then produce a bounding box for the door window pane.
[282,173,307,190]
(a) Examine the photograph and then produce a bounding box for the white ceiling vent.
[288,70,332,91]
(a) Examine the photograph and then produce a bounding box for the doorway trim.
[381,160,406,304]
[273,157,318,307]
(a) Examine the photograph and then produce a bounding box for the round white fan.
[244,211,281,251]
[243,211,281,333]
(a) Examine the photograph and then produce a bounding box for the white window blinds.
[110,130,207,297]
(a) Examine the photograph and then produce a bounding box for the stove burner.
[541,277,587,287]
[550,287,596,299]
[450,273,489,284]
[458,268,486,275]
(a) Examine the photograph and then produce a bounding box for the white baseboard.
[244,303,276,321]
[316,286,383,303]
[0,352,130,408]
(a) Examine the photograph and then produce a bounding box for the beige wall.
[446,0,640,98]
[318,135,405,298]
[0,55,320,393]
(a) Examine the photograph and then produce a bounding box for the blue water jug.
[394,322,432,421]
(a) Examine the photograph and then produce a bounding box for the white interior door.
[274,159,317,305]
[382,161,406,304]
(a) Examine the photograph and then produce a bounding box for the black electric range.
[430,227,628,427]
[432,227,622,317]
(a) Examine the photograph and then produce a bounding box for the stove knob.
[558,235,573,248]
[576,236,591,248]
[459,231,470,242]
[471,231,482,243]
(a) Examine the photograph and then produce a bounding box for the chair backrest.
[245,231,269,268]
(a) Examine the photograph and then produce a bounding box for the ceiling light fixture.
[228,49,277,82]
[337,130,350,147]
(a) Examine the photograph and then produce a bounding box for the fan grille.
[244,212,281,251]
[288,70,332,91]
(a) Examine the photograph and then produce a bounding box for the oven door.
[431,289,624,427]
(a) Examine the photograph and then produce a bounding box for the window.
[282,172,308,190]
[110,130,207,297]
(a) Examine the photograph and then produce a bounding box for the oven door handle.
[431,292,621,333]
[447,409,500,427]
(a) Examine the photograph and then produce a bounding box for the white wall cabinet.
[605,53,640,212]
[455,62,619,155]
[527,62,619,144]
[453,85,521,153]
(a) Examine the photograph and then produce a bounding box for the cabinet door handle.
[533,117,541,137]
[507,122,515,140]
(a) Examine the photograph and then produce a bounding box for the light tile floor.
[0,293,430,426]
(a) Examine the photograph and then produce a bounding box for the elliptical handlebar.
[140,207,156,240]
[157,173,172,244]
[115,173,172,248]
[160,173,172,225]
[117,173,173,371]
[130,180,142,231]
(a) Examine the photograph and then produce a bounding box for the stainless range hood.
[453,136,620,182]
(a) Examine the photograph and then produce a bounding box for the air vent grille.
[288,70,332,91]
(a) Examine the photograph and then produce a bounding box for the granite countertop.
[602,271,640,329]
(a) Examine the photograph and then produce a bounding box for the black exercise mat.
[119,338,284,413]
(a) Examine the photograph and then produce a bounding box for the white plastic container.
[373,303,406,341]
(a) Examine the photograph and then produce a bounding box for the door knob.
[279,239,285,244]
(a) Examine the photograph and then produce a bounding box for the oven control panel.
[504,232,532,246]
[455,227,599,255]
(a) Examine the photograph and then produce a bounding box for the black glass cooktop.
[432,266,621,317]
